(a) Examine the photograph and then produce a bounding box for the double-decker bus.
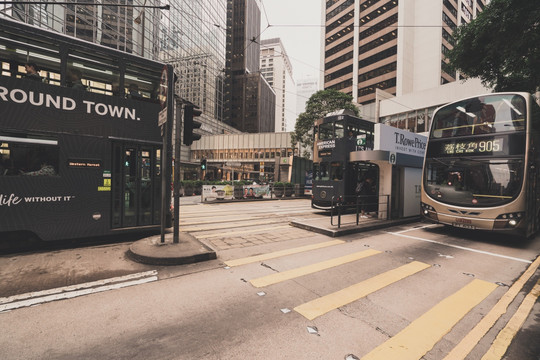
[0,18,173,242]
[421,92,540,237]
[311,112,378,210]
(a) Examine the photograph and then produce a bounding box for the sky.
[259,0,323,82]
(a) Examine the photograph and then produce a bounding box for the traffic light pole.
[161,65,174,243]
[173,101,182,244]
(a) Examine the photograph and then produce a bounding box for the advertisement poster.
[202,185,271,202]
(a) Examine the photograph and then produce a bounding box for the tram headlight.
[494,212,524,228]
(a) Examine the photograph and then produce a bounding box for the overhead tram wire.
[0,1,170,9]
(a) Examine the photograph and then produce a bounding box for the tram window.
[347,124,359,137]
[319,123,334,140]
[68,52,120,96]
[335,121,345,138]
[0,136,59,176]
[314,163,330,180]
[0,43,61,85]
[125,63,161,101]
[330,162,343,180]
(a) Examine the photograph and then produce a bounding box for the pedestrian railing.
[330,194,390,228]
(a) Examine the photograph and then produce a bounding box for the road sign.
[389,152,397,165]
[158,107,167,126]
[159,65,168,109]
[356,134,366,146]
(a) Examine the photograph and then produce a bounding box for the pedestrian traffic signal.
[183,104,202,146]
[201,159,207,170]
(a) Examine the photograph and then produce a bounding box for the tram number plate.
[452,222,476,230]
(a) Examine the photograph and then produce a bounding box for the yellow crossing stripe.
[224,240,345,267]
[250,249,381,288]
[481,280,540,360]
[361,279,497,360]
[444,255,540,360]
[196,225,290,239]
[294,261,431,321]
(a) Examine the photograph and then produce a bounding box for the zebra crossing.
[222,238,539,360]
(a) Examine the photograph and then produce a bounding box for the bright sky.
[259,0,323,82]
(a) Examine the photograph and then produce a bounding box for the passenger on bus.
[24,62,42,82]
[473,104,496,134]
[67,69,87,91]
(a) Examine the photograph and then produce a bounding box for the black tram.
[0,18,173,241]
[311,113,379,210]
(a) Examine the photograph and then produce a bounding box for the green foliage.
[292,89,359,159]
[447,0,540,93]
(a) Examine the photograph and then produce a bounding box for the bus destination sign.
[439,137,505,156]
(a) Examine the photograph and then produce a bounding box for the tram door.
[112,142,161,228]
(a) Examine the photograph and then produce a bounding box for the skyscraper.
[224,0,275,133]
[323,0,490,106]
[260,38,295,132]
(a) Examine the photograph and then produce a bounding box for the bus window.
[431,94,527,138]
[68,50,120,96]
[0,135,59,176]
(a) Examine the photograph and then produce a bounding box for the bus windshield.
[431,94,526,138]
[423,158,523,207]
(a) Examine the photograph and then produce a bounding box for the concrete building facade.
[322,0,490,111]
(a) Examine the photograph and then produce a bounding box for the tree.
[292,89,359,158]
[447,0,540,93]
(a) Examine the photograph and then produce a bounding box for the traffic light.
[201,159,207,171]
[183,104,202,146]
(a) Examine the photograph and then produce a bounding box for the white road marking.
[387,231,532,264]
[0,270,158,313]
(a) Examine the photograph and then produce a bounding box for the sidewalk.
[290,214,421,237]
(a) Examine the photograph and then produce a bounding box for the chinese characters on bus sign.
[442,138,504,155]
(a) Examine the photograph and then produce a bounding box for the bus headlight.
[494,212,524,228]
[421,202,438,221]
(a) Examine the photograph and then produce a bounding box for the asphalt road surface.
[1,198,539,359]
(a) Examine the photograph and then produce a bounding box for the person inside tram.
[24,62,42,82]
[127,83,143,99]
[20,161,56,176]
[67,69,87,91]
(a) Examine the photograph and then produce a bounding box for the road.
[0,198,539,359]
